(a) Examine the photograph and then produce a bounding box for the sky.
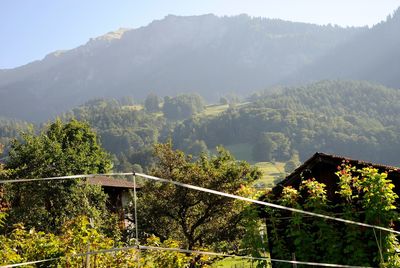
[1,0,400,69]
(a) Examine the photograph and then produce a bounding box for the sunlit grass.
[254,161,285,188]
[212,143,286,189]
[211,258,254,267]
[122,104,143,111]
[201,104,230,117]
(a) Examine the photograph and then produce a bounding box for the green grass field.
[122,102,249,118]
[254,161,285,188]
[201,104,230,117]
[122,104,143,110]
[201,102,251,118]
[212,143,286,188]
[223,143,254,162]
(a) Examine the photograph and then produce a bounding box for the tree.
[144,93,161,113]
[284,151,301,174]
[119,96,135,106]
[137,142,261,252]
[252,133,275,161]
[252,132,290,162]
[219,97,228,105]
[178,139,208,157]
[162,94,205,120]
[3,119,114,233]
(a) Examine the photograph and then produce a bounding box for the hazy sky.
[1,0,399,69]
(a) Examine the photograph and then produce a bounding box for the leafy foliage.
[64,98,167,170]
[0,216,139,268]
[137,142,261,254]
[0,118,31,157]
[145,235,214,268]
[266,164,400,267]
[2,119,114,233]
[144,93,161,113]
[163,94,205,120]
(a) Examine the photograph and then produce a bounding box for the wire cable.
[0,172,134,184]
[1,172,399,235]
[2,245,373,268]
[0,257,59,268]
[0,166,383,268]
[139,245,374,268]
[133,173,141,267]
[134,173,400,235]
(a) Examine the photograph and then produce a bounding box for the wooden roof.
[276,152,400,191]
[86,176,140,189]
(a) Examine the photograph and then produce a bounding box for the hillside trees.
[144,93,161,113]
[0,118,31,156]
[171,80,400,165]
[137,142,261,252]
[66,98,166,170]
[284,151,301,174]
[163,94,205,120]
[2,119,114,233]
[252,132,291,162]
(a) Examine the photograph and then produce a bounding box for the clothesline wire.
[1,172,399,235]
[0,172,385,268]
[134,172,400,235]
[0,245,375,268]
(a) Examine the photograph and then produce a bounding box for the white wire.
[0,257,59,267]
[0,172,134,184]
[139,245,375,268]
[134,173,400,235]
[0,245,374,268]
[1,172,399,235]
[0,169,382,268]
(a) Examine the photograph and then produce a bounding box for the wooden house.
[273,152,400,200]
[86,176,140,229]
[264,152,400,266]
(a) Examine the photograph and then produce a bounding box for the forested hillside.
[61,80,400,169]
[2,80,400,169]
[0,14,361,121]
[0,118,31,157]
[174,80,400,165]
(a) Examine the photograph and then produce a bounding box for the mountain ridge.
[0,14,370,121]
[290,7,400,87]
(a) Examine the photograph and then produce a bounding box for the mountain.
[0,14,361,121]
[293,8,400,87]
